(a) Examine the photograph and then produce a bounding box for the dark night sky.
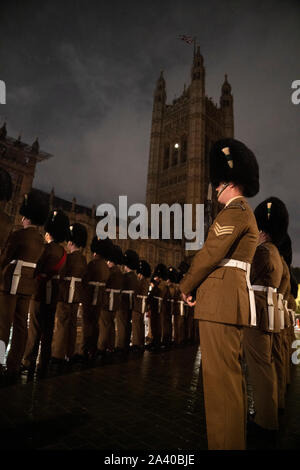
[1,0,299,263]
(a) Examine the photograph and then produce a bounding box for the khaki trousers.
[132,310,145,347]
[81,304,101,356]
[0,292,31,372]
[173,315,185,344]
[282,330,291,386]
[115,309,131,350]
[199,320,246,450]
[51,302,80,359]
[98,309,116,351]
[273,332,286,409]
[149,312,161,347]
[161,310,172,346]
[23,301,56,370]
[243,328,278,430]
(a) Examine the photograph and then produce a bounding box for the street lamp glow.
[174,143,179,149]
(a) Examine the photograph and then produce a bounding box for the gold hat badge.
[267,202,272,220]
[221,147,233,168]
[52,210,57,221]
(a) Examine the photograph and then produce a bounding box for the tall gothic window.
[172,145,178,166]
[163,144,170,169]
[181,137,187,163]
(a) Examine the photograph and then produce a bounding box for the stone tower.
[145,47,234,257]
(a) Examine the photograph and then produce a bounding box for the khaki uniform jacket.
[121,270,139,312]
[250,242,283,333]
[173,285,183,316]
[278,257,291,329]
[34,241,67,303]
[165,284,176,316]
[0,226,45,296]
[102,265,123,311]
[180,197,259,326]
[82,255,110,306]
[57,251,87,304]
[134,276,150,314]
[0,209,12,255]
[149,279,168,315]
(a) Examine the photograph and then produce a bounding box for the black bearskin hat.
[123,249,139,270]
[209,138,259,197]
[137,260,151,278]
[68,223,87,248]
[44,209,70,243]
[19,191,49,226]
[277,233,292,267]
[167,266,178,283]
[290,272,298,299]
[0,167,12,201]
[153,263,168,280]
[254,197,289,246]
[178,261,189,275]
[90,236,113,259]
[107,244,124,265]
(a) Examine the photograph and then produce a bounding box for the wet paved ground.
[0,340,299,451]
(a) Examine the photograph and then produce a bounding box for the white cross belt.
[88,281,106,306]
[64,277,82,303]
[106,288,121,311]
[154,296,163,314]
[277,293,285,330]
[218,258,256,326]
[252,285,277,331]
[122,290,135,310]
[177,300,185,316]
[9,259,37,295]
[136,294,148,314]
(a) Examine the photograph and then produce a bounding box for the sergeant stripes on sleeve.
[213,222,235,237]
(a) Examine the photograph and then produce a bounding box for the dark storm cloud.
[1,0,299,262]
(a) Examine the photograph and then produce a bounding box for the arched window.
[163,144,170,169]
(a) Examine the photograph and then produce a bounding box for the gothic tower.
[145,47,234,261]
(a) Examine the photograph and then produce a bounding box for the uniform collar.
[225,196,244,207]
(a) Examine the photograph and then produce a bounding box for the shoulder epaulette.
[225,202,246,211]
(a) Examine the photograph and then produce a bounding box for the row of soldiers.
[178,138,298,449]
[0,173,197,382]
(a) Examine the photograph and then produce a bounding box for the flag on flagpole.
[178,35,194,45]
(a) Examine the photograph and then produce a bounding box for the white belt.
[252,285,277,331]
[137,294,148,314]
[177,300,185,317]
[106,288,121,311]
[122,290,135,310]
[167,298,174,315]
[64,277,82,303]
[277,293,285,330]
[45,275,60,305]
[9,259,37,295]
[88,281,106,306]
[283,299,289,327]
[218,258,256,326]
[154,296,163,314]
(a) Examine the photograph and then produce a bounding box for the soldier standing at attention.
[98,244,123,357]
[0,191,49,381]
[0,168,13,256]
[147,264,168,351]
[21,209,70,376]
[81,237,111,360]
[118,249,139,353]
[180,138,259,450]
[162,266,177,349]
[51,223,87,365]
[132,260,151,352]
[243,198,288,434]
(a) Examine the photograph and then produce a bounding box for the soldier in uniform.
[117,249,139,353]
[81,237,111,360]
[0,168,13,256]
[51,223,87,364]
[162,266,177,349]
[243,197,288,433]
[147,264,168,351]
[98,244,123,356]
[180,138,259,450]
[132,260,151,351]
[22,209,69,375]
[174,262,190,346]
[0,191,49,379]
